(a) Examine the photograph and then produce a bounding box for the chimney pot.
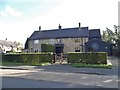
[58,24,62,29]
[79,22,81,30]
[39,26,41,31]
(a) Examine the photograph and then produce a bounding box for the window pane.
[34,40,39,44]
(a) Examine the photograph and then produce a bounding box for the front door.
[55,43,64,54]
[55,47,63,54]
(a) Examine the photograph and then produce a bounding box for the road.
[1,56,119,88]
[2,77,103,88]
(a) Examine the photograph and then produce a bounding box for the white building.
[0,40,23,53]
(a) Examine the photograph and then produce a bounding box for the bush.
[67,52,107,64]
[2,53,53,64]
[41,44,54,52]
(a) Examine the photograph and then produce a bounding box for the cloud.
[0,5,22,17]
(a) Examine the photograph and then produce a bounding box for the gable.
[89,29,101,39]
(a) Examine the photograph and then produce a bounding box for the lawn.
[0,61,51,66]
[0,61,28,66]
[71,63,112,69]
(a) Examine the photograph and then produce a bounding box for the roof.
[29,27,89,40]
[0,40,17,47]
[24,38,29,49]
[89,29,101,39]
[86,39,113,45]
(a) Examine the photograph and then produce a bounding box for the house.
[85,29,113,55]
[0,40,23,53]
[85,39,113,55]
[25,23,112,55]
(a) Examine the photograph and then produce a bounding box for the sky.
[0,0,119,46]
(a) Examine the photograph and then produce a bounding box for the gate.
[52,53,68,64]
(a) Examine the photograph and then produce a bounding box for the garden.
[1,52,112,68]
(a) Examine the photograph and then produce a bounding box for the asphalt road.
[2,77,103,88]
[1,56,119,88]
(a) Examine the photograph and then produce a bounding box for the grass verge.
[0,61,51,66]
[71,63,112,69]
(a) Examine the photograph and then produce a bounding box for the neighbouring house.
[85,29,113,55]
[0,40,23,53]
[85,39,113,55]
[25,23,113,55]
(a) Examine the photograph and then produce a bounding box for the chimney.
[78,22,81,30]
[58,24,62,30]
[39,26,41,31]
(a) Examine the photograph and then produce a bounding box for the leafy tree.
[102,25,120,47]
[102,25,120,56]
[102,28,113,43]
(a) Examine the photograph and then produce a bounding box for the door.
[55,43,64,54]
[55,47,63,54]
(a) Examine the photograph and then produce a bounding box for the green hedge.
[2,53,53,64]
[41,44,54,52]
[67,52,107,64]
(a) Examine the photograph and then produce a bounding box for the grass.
[71,63,113,69]
[0,61,51,66]
[0,61,28,66]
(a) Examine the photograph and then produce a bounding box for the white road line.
[103,79,113,83]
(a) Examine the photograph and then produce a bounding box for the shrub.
[2,53,53,64]
[67,52,107,64]
[41,44,54,52]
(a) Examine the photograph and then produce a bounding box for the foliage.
[102,25,120,47]
[2,53,53,64]
[102,25,120,57]
[67,52,107,64]
[41,44,54,52]
[102,28,114,43]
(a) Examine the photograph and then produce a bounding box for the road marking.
[81,76,87,79]
[103,80,113,83]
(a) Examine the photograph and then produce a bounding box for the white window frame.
[57,39,62,42]
[49,39,55,44]
[34,40,39,44]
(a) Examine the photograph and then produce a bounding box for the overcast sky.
[0,0,119,45]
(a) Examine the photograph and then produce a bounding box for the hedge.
[2,53,53,64]
[41,44,54,52]
[67,52,107,64]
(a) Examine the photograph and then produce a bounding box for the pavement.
[1,56,119,88]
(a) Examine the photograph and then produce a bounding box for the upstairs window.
[57,39,62,42]
[49,39,55,44]
[34,40,39,44]
[75,38,81,42]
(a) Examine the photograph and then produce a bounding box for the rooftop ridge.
[39,27,89,32]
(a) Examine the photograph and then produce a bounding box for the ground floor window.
[75,47,80,52]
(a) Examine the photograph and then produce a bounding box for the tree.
[14,41,23,51]
[102,28,114,44]
[102,25,120,47]
[102,25,120,56]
